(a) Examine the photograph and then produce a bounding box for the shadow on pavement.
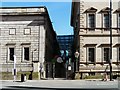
[1,86,119,90]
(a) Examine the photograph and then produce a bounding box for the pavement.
[0,79,120,90]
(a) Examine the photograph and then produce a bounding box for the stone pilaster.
[79,36,84,62]
[79,1,85,71]
[32,62,40,80]
[80,1,85,32]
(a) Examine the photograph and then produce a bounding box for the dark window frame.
[88,47,95,63]
[118,47,120,61]
[87,13,96,31]
[0,28,1,36]
[24,28,31,35]
[103,14,109,29]
[9,47,14,61]
[88,14,95,28]
[24,47,30,61]
[9,28,16,35]
[118,14,120,29]
[103,48,110,62]
[89,72,95,76]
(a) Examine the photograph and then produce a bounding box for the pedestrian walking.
[103,72,108,81]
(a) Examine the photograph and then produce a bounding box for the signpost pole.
[109,0,113,81]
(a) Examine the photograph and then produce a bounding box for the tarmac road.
[0,79,120,90]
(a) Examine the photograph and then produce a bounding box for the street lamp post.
[74,51,79,72]
[13,55,16,82]
[109,0,112,81]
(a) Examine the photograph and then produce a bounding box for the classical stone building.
[0,7,59,79]
[71,1,120,78]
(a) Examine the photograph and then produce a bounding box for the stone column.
[38,25,46,79]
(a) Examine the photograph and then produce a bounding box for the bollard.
[24,74,26,81]
[21,74,24,82]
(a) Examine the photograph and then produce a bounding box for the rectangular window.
[0,28,1,35]
[119,14,120,28]
[24,47,29,61]
[104,14,109,29]
[89,72,95,76]
[88,48,95,62]
[88,14,95,29]
[9,47,14,61]
[9,28,16,35]
[24,28,31,35]
[119,48,120,61]
[104,48,110,62]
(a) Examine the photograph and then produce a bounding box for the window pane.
[24,28,30,35]
[118,48,120,61]
[9,48,14,61]
[104,14,109,28]
[88,14,95,28]
[24,47,29,60]
[118,14,120,28]
[104,48,109,62]
[9,28,16,35]
[88,48,95,62]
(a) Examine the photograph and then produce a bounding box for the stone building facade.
[0,7,59,79]
[71,1,120,78]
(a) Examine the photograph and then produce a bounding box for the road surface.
[0,79,120,90]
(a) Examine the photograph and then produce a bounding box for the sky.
[1,2,73,35]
